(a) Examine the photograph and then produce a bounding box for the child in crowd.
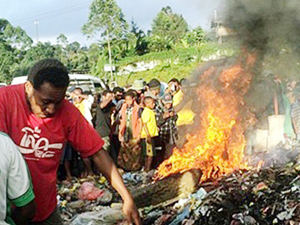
[141,95,159,172]
[159,93,178,159]
[118,90,143,171]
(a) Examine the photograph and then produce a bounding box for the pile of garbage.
[57,176,115,224]
[57,156,300,224]
[57,171,152,224]
[140,163,300,225]
[196,164,300,224]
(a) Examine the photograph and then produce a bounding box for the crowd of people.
[0,59,140,225]
[0,58,197,225]
[4,58,300,225]
[245,73,300,153]
[60,73,197,181]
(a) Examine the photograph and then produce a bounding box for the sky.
[0,0,222,47]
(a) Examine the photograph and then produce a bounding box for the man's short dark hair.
[74,87,83,94]
[180,78,189,87]
[148,78,161,89]
[102,89,113,96]
[168,78,180,84]
[124,90,136,99]
[113,86,124,94]
[28,58,69,90]
[143,96,154,104]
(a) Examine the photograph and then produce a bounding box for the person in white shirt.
[0,132,35,225]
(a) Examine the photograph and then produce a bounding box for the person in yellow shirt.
[166,78,182,107]
[173,88,184,107]
[71,87,94,125]
[141,95,159,172]
[173,79,196,147]
[71,87,95,177]
[175,79,195,126]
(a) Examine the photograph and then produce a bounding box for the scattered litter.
[58,159,300,225]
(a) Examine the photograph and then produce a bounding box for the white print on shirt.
[18,126,63,159]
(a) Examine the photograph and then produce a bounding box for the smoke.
[182,0,300,154]
[158,0,300,180]
[221,0,300,159]
[224,0,300,79]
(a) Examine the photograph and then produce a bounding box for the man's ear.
[25,81,34,97]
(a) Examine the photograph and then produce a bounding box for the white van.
[0,83,7,88]
[11,74,107,94]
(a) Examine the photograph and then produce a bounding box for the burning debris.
[58,160,300,224]
[195,163,300,224]
[155,0,300,183]
[58,1,300,224]
[143,0,300,224]
[138,161,300,225]
[154,51,256,183]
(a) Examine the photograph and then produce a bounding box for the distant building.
[211,10,236,44]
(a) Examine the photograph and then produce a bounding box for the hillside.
[112,43,235,86]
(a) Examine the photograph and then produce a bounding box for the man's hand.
[163,111,170,119]
[92,150,142,225]
[146,136,152,144]
[123,197,141,225]
[121,141,126,148]
[135,136,141,144]
[119,133,124,143]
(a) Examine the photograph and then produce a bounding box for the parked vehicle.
[0,83,7,88]
[11,74,107,94]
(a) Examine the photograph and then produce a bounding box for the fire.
[155,54,256,183]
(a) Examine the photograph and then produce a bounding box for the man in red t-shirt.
[0,59,140,225]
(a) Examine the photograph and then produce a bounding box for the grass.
[113,42,235,86]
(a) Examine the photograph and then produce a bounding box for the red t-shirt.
[0,84,104,221]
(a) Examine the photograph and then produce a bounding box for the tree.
[67,41,81,53]
[55,34,69,65]
[21,42,57,71]
[82,0,129,79]
[0,19,33,83]
[182,26,207,47]
[87,43,102,75]
[151,6,189,44]
[57,33,68,47]
[148,35,173,52]
[129,20,148,55]
[0,42,15,82]
[0,19,33,50]
[3,25,33,50]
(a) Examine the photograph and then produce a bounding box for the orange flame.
[155,54,256,183]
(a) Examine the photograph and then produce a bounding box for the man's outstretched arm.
[92,150,141,225]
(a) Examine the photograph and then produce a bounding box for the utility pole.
[34,19,39,43]
[214,9,217,21]
[106,31,113,81]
